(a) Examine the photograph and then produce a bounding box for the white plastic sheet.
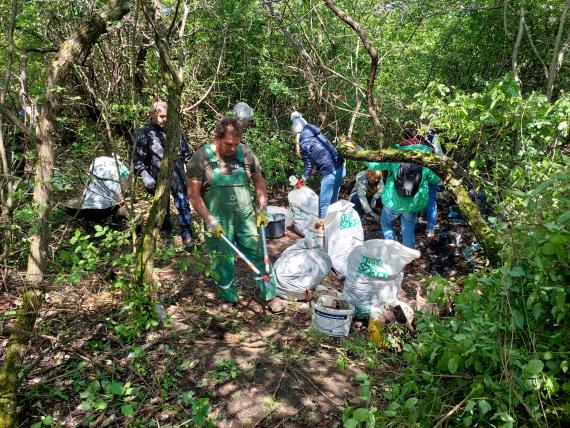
[82,156,128,209]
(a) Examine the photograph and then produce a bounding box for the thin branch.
[262,0,315,67]
[347,93,362,139]
[183,36,226,113]
[323,0,383,143]
[0,102,43,143]
[546,0,570,100]
[19,46,59,54]
[166,0,182,38]
[433,395,470,428]
[294,7,366,91]
[141,3,181,85]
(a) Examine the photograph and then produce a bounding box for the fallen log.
[338,143,501,266]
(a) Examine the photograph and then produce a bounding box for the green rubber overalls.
[203,144,276,303]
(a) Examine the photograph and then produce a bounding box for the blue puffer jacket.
[299,124,343,178]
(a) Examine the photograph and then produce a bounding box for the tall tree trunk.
[323,0,384,146]
[137,2,184,294]
[546,0,570,101]
[0,0,17,263]
[338,144,501,266]
[0,2,131,426]
[511,0,525,87]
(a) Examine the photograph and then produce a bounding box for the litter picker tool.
[219,232,272,287]
[259,222,278,289]
[259,223,272,274]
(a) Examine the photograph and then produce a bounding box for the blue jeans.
[162,191,193,239]
[426,184,441,230]
[350,193,375,218]
[381,206,418,249]
[319,164,345,218]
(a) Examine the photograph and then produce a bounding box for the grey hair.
[152,101,168,113]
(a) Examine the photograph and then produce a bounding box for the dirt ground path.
[2,189,485,426]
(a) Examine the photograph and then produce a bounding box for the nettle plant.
[57,224,134,284]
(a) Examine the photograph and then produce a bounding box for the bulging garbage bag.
[82,156,129,209]
[274,236,332,300]
[288,177,319,236]
[342,239,420,318]
[323,200,364,277]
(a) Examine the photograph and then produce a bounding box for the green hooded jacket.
[364,143,441,213]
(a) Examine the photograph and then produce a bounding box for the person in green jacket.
[365,128,441,249]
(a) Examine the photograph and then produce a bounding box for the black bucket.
[266,213,286,239]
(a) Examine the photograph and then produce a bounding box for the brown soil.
[2,188,486,427]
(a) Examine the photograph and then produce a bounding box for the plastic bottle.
[367,304,386,347]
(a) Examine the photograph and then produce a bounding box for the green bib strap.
[204,143,218,171]
[204,143,245,172]
[235,144,244,165]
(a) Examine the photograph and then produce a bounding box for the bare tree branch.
[511,0,525,87]
[184,36,226,113]
[546,0,570,100]
[19,46,59,54]
[263,0,315,67]
[323,0,383,145]
[0,102,43,144]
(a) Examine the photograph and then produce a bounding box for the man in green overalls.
[187,117,283,312]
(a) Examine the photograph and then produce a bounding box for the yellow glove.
[256,208,269,228]
[206,216,224,238]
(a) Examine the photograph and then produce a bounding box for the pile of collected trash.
[264,176,425,340]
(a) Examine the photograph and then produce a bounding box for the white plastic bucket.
[311,295,355,337]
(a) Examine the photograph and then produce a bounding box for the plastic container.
[267,205,293,227]
[266,213,286,239]
[368,301,392,346]
[311,295,355,337]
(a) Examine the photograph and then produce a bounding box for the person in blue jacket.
[291,111,345,219]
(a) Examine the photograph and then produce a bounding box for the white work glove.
[141,170,156,191]
[206,215,223,238]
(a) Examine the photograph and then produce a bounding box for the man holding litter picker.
[186,116,283,313]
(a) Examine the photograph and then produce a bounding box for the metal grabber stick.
[259,223,271,275]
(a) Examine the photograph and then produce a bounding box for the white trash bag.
[274,235,332,300]
[288,176,319,236]
[323,200,364,277]
[82,156,129,210]
[343,239,420,318]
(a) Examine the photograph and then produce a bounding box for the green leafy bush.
[366,175,569,426]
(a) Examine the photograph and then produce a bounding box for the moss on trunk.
[0,289,44,428]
